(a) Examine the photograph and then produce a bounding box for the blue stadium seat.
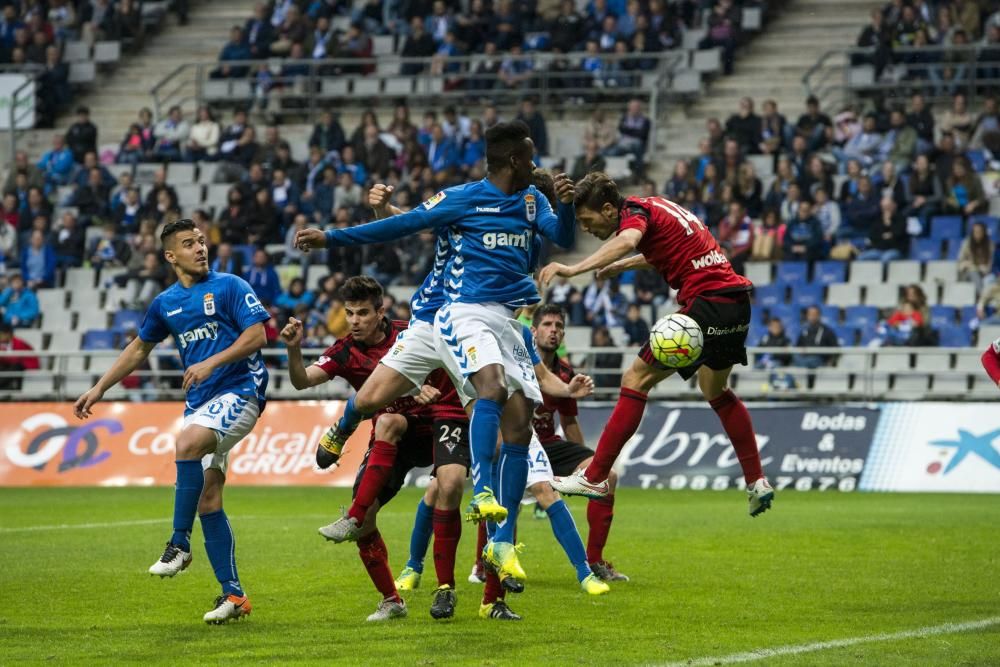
[748,320,768,345]
[753,283,785,307]
[775,261,808,285]
[929,216,965,240]
[967,149,986,173]
[790,283,825,308]
[844,305,879,328]
[938,324,972,347]
[929,305,957,328]
[820,304,841,324]
[112,309,143,332]
[910,237,941,261]
[82,330,118,350]
[832,324,859,346]
[959,305,978,326]
[813,261,847,284]
[767,302,799,325]
[970,215,1000,239]
[943,239,962,260]
[858,327,880,346]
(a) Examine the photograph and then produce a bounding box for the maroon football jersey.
[531,356,578,444]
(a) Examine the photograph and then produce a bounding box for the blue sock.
[406,499,434,573]
[200,509,243,597]
[171,460,203,550]
[469,398,503,495]
[493,443,529,544]
[336,395,368,435]
[546,499,592,582]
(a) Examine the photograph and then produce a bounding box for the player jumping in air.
[281,276,470,621]
[295,121,577,592]
[74,219,270,624]
[539,172,774,517]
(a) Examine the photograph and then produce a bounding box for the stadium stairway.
[650,0,883,184]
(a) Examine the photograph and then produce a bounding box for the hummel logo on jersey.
[483,231,531,250]
[476,206,501,213]
[178,321,220,349]
[166,307,183,317]
[690,250,729,269]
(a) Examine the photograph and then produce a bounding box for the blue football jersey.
[409,230,450,324]
[138,271,270,414]
[324,179,575,308]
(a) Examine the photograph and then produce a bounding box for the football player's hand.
[414,384,442,405]
[280,317,304,347]
[73,386,104,419]
[295,228,326,251]
[553,173,574,204]
[567,373,595,398]
[368,183,394,216]
[539,262,570,290]
[183,361,215,392]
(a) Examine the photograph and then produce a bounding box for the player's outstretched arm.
[535,362,595,399]
[74,337,157,419]
[281,317,331,389]
[538,228,643,289]
[597,253,655,280]
[182,322,267,392]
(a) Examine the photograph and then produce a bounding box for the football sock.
[483,571,505,605]
[405,499,434,573]
[475,521,487,567]
[585,388,648,481]
[710,389,764,484]
[432,508,462,588]
[357,531,400,603]
[347,440,396,523]
[171,460,203,550]
[546,500,591,582]
[469,398,503,495]
[336,395,367,436]
[493,443,529,544]
[586,495,615,564]
[200,509,243,597]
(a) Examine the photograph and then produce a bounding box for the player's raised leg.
[698,365,773,516]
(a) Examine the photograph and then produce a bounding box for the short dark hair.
[485,120,531,172]
[160,218,197,245]
[531,168,556,208]
[574,171,623,212]
[532,304,566,327]
[338,275,383,309]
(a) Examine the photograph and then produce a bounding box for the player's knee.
[623,362,658,393]
[374,413,408,443]
[175,432,215,460]
[470,366,508,404]
[423,478,439,506]
[435,469,464,507]
[503,422,532,446]
[699,367,731,401]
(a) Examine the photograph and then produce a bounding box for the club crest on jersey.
[423,191,447,210]
[467,346,478,365]
[391,343,404,356]
[524,194,536,222]
[203,293,216,316]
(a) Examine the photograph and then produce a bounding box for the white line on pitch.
[660,617,1000,667]
[0,514,336,534]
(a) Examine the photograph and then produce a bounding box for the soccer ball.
[649,313,703,368]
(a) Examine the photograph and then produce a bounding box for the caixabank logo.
[5,413,119,472]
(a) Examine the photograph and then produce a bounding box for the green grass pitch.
[2,487,999,665]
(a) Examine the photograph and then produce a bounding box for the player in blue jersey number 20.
[74,219,270,625]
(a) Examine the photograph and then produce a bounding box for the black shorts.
[639,291,752,381]
[540,438,594,477]
[352,417,469,508]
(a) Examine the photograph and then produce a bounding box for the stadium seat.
[924,260,957,284]
[918,282,941,305]
[847,65,875,87]
[197,162,221,184]
[64,266,96,290]
[929,305,957,328]
[910,238,941,261]
[886,260,921,284]
[15,329,44,351]
[775,261,808,285]
[766,302,798,325]
[790,283,824,308]
[813,261,847,284]
[753,283,785,307]
[93,41,121,64]
[874,351,911,371]
[929,216,965,240]
[844,305,879,328]
[168,162,196,183]
[966,149,986,173]
[819,304,841,324]
[63,41,90,62]
[893,373,930,394]
[174,183,202,208]
[811,370,851,395]
[938,323,972,347]
[827,284,862,308]
[940,282,975,306]
[915,352,952,371]
[36,288,67,313]
[98,266,128,289]
[741,5,763,30]
[744,262,772,285]
[692,47,722,74]
[959,305,977,326]
[306,268,330,292]
[836,349,869,371]
[604,156,632,180]
[112,310,143,332]
[978,323,1000,346]
[69,61,96,84]
[954,350,982,371]
[48,331,80,352]
[21,374,54,397]
[747,154,774,178]
[204,184,231,209]
[943,239,963,260]
[831,324,859,346]
[75,310,110,331]
[564,326,592,352]
[82,329,118,350]
[848,261,883,284]
[933,375,969,394]
[864,283,900,309]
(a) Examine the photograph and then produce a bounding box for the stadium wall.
[1,402,998,493]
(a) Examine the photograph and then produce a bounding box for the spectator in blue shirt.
[783,201,825,261]
[213,26,252,78]
[20,230,57,289]
[0,274,39,326]
[460,120,486,171]
[338,145,368,186]
[37,134,75,191]
[243,248,281,307]
[275,277,315,316]
[426,123,458,174]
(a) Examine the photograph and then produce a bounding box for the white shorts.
[380,318,473,406]
[522,435,553,504]
[434,302,542,404]
[183,392,260,476]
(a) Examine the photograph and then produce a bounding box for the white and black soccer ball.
[649,313,703,368]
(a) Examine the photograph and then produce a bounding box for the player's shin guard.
[337,395,368,437]
[709,389,764,484]
[493,443,529,544]
[586,495,615,564]
[358,531,400,603]
[172,460,204,550]
[432,509,461,588]
[585,388,648,482]
[546,500,591,582]
[348,441,397,523]
[200,509,243,597]
[469,398,503,495]
[406,499,434,572]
